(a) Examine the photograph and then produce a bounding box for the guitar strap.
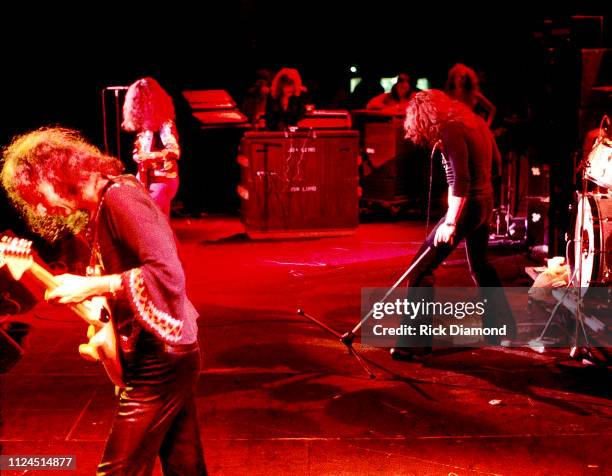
[86,178,118,278]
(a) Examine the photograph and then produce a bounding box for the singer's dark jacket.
[95,175,199,353]
[439,119,501,198]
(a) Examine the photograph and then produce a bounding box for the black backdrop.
[0,2,609,241]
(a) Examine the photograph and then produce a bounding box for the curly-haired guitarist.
[1,127,206,475]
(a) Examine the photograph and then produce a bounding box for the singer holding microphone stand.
[390,90,516,361]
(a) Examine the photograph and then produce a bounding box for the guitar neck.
[27,261,99,326]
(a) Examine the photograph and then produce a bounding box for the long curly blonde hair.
[1,127,124,240]
[404,90,481,147]
[122,77,175,132]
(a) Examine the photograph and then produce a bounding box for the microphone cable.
[425,140,442,238]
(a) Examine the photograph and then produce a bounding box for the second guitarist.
[122,77,180,218]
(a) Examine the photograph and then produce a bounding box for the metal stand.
[569,170,595,362]
[296,245,432,379]
[490,150,526,244]
[529,142,598,364]
[342,245,432,345]
[492,150,515,239]
[296,309,376,379]
[101,86,128,160]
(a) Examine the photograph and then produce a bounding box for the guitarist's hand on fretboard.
[134,149,172,164]
[1,236,124,385]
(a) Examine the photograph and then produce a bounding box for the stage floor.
[1,218,610,475]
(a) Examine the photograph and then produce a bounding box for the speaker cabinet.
[238,130,360,238]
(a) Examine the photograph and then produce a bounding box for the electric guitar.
[135,149,173,191]
[136,153,156,191]
[0,236,124,387]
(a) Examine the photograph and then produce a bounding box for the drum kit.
[571,115,612,290]
[542,115,612,365]
[530,116,611,365]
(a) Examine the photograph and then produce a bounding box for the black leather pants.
[97,333,207,475]
[397,195,516,348]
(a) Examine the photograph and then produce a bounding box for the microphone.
[105,86,129,91]
[431,140,443,156]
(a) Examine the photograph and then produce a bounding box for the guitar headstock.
[0,236,34,281]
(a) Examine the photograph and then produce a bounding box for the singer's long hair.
[270,68,303,100]
[404,90,481,147]
[1,127,124,240]
[122,77,175,132]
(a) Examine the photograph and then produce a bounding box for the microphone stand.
[100,86,128,160]
[296,309,376,379]
[296,245,432,379]
[102,89,109,155]
[114,90,122,162]
[341,245,432,346]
